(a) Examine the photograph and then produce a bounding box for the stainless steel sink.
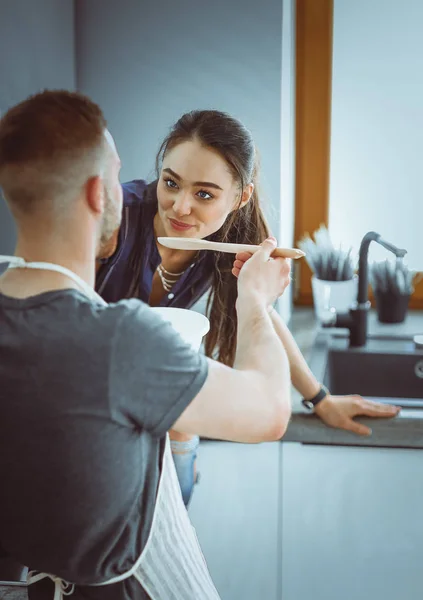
[313,335,423,408]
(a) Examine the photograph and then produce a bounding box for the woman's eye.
[197,190,213,200]
[164,178,178,189]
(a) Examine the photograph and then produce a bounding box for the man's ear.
[85,175,104,216]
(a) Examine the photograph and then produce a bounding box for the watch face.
[302,400,314,411]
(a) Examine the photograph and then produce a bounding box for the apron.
[0,256,221,600]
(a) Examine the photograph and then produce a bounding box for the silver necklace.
[156,263,186,292]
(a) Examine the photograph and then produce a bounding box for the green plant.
[298,225,355,281]
[370,259,420,296]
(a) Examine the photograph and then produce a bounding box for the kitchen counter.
[189,308,423,600]
[284,308,423,448]
[284,404,423,448]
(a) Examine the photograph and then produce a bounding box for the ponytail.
[204,156,270,366]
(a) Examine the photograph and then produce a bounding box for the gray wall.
[0,0,75,254]
[0,1,296,316]
[278,0,295,321]
[75,0,283,236]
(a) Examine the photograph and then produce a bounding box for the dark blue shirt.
[96,180,213,308]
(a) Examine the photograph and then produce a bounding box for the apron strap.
[27,571,75,599]
[0,256,25,267]
[0,255,106,305]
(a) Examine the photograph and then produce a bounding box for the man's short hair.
[0,90,108,215]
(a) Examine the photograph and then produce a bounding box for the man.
[0,90,292,599]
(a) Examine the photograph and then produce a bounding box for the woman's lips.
[169,218,195,232]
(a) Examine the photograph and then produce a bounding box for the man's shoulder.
[57,294,150,338]
[58,296,159,362]
[94,297,150,328]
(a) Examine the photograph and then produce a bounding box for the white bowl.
[150,307,210,351]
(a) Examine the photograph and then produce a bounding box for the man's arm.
[173,241,292,443]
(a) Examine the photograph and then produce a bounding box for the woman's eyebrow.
[163,167,223,191]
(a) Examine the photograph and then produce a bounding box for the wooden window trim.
[293,0,423,309]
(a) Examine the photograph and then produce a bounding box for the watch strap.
[301,385,329,411]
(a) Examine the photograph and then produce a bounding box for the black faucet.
[322,231,407,347]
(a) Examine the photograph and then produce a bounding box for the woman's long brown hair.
[142,110,270,366]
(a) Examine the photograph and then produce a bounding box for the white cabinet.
[281,443,423,600]
[189,441,280,600]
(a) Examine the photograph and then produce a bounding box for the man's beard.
[97,185,122,257]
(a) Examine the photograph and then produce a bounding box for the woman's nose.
[173,192,192,217]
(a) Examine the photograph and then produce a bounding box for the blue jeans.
[170,435,200,507]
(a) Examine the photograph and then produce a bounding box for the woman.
[96,110,399,505]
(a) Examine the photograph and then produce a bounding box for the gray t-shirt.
[0,289,208,599]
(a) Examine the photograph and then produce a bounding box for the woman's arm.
[268,308,400,435]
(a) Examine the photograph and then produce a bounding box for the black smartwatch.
[301,385,329,411]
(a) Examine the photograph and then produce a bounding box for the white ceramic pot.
[150,307,210,351]
[311,275,358,321]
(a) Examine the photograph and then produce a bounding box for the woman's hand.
[314,395,400,436]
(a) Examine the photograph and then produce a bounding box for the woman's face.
[156,139,252,239]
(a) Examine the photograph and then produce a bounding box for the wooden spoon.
[157,237,305,259]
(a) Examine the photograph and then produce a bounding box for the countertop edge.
[283,411,423,449]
